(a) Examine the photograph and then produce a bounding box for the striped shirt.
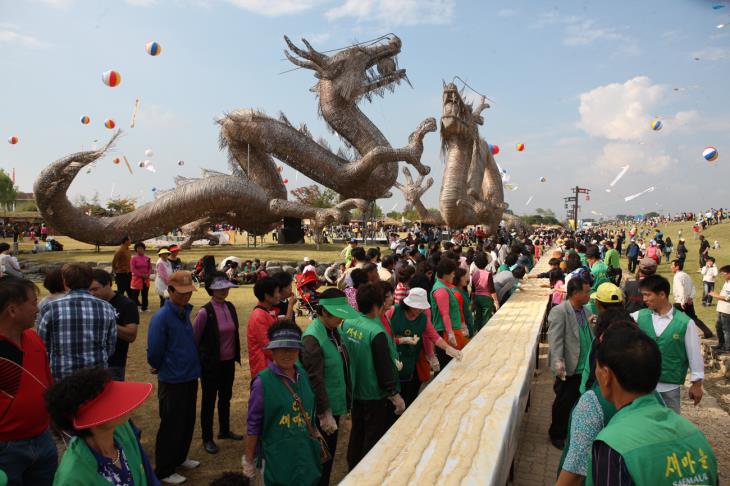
[37,289,117,382]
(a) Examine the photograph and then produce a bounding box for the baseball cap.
[319,296,361,319]
[264,328,304,350]
[157,248,171,256]
[73,381,153,429]
[349,238,357,243]
[168,244,180,253]
[639,258,657,274]
[590,283,623,303]
[169,271,197,293]
[402,288,430,309]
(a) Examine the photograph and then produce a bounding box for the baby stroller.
[295,270,320,318]
[192,255,216,287]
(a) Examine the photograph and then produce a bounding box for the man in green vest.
[586,245,609,292]
[631,274,704,414]
[589,326,718,486]
[301,288,360,486]
[342,282,405,469]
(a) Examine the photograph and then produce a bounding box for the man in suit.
[547,276,593,449]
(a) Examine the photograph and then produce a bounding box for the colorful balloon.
[651,119,662,131]
[151,187,157,192]
[145,149,154,157]
[104,119,116,129]
[277,166,283,172]
[113,157,121,165]
[145,41,162,56]
[539,176,546,182]
[80,115,91,125]
[516,143,525,152]
[283,178,289,184]
[703,146,719,162]
[7,136,18,145]
[177,160,185,166]
[489,144,500,155]
[102,69,121,87]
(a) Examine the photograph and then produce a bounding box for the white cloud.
[497,8,518,17]
[137,104,179,129]
[326,0,454,26]
[32,0,74,8]
[596,143,673,176]
[532,12,638,55]
[691,46,730,61]
[0,28,47,49]
[126,0,157,6]
[224,0,326,16]
[578,76,666,141]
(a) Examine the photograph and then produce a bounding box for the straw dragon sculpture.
[395,82,507,231]
[34,34,436,247]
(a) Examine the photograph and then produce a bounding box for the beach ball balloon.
[651,119,662,131]
[151,187,157,192]
[7,136,18,145]
[113,157,121,165]
[104,119,116,129]
[539,176,546,182]
[703,146,719,162]
[102,69,121,87]
[80,115,91,125]
[145,149,154,157]
[177,160,185,166]
[516,143,525,152]
[277,165,283,172]
[283,178,289,184]
[145,41,161,56]
[490,144,500,155]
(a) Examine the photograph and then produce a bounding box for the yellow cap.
[590,282,623,303]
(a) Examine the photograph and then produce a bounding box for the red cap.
[73,381,153,429]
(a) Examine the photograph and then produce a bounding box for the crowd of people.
[0,217,724,485]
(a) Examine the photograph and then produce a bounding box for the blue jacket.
[147,301,201,384]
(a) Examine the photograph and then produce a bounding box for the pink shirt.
[471,269,495,297]
[433,286,455,333]
[193,301,236,361]
[130,254,151,277]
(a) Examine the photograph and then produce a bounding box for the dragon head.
[284,34,407,103]
[440,82,489,145]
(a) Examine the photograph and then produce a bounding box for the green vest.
[53,422,148,486]
[342,315,394,400]
[587,394,717,486]
[455,287,475,336]
[259,365,322,486]
[574,315,594,377]
[430,279,462,332]
[302,318,349,416]
[390,304,427,381]
[637,308,691,385]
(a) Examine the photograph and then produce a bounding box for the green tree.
[75,193,107,216]
[0,169,17,211]
[106,197,137,216]
[645,211,660,219]
[289,184,337,208]
[386,211,402,219]
[351,202,383,220]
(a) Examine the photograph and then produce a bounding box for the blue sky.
[1,0,729,220]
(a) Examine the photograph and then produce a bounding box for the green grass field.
[608,220,728,330]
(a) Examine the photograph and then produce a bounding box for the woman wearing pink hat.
[45,368,158,485]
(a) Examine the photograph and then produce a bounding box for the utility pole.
[566,186,590,229]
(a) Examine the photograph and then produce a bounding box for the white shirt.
[717,281,730,315]
[701,265,718,283]
[672,271,695,305]
[631,308,704,392]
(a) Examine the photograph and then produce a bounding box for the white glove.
[318,409,338,435]
[554,359,567,381]
[445,347,463,361]
[388,393,406,415]
[427,354,440,372]
[399,335,420,346]
[395,359,403,371]
[447,331,457,347]
[461,327,470,338]
[241,455,257,479]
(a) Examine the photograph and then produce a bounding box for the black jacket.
[198,301,241,372]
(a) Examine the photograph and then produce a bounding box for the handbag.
[279,377,333,464]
